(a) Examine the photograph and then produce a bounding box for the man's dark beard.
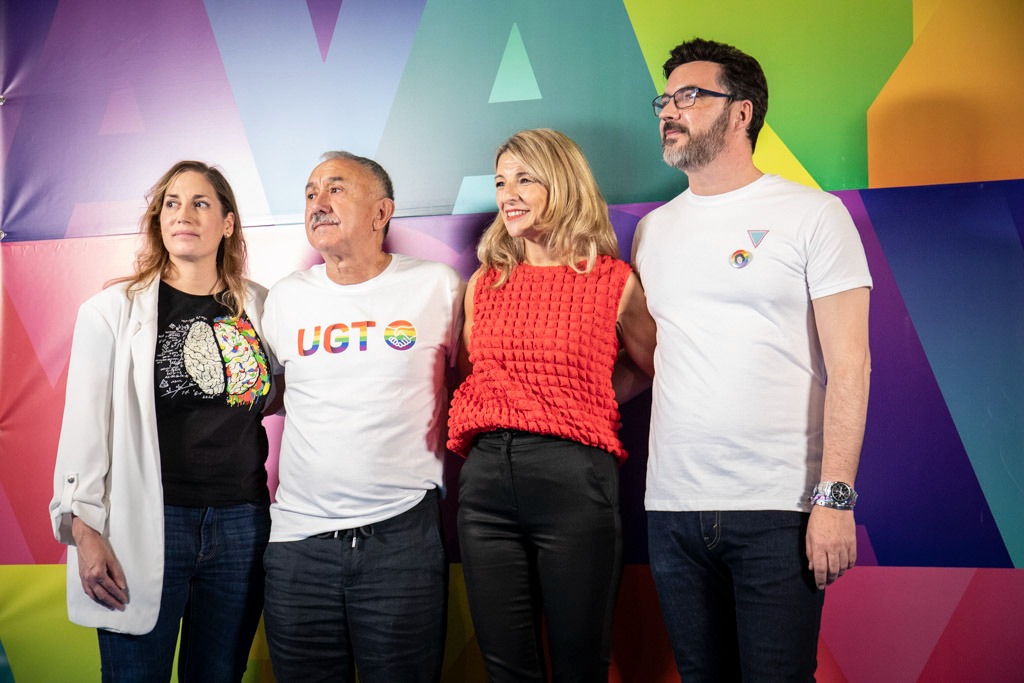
[662,107,730,173]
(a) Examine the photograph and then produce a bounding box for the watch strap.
[810,480,858,510]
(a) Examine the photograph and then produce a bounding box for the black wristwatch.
[810,481,858,510]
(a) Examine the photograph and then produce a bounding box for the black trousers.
[264,491,447,683]
[458,430,623,683]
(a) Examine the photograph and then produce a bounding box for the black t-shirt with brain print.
[154,280,271,507]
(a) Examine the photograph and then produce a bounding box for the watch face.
[830,482,853,503]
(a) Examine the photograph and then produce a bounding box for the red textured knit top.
[447,254,632,461]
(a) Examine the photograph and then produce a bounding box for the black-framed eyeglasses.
[652,86,734,116]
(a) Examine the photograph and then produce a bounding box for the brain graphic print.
[215,321,259,396]
[183,322,226,395]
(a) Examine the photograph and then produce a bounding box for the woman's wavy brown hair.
[111,161,248,316]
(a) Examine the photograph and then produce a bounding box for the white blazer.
[49,277,272,634]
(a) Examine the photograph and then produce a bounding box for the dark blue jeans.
[648,510,824,683]
[458,431,622,683]
[97,503,271,682]
[262,489,447,683]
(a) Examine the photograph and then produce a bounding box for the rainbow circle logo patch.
[730,250,752,269]
[384,320,417,350]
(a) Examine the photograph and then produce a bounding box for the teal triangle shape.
[376,0,682,213]
[748,229,769,248]
[453,174,498,214]
[489,23,542,103]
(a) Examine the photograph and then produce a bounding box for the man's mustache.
[662,121,688,143]
[310,211,338,226]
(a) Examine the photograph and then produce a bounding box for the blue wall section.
[862,181,1024,567]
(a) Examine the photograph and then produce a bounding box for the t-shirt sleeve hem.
[809,277,873,300]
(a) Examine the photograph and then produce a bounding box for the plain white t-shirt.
[634,175,872,512]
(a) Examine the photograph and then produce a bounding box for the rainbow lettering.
[352,321,375,351]
[298,326,322,356]
[324,323,349,353]
[295,319,414,355]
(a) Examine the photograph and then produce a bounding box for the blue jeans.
[458,431,622,683]
[648,510,824,683]
[263,489,447,683]
[97,503,271,682]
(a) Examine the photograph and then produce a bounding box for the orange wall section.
[868,0,1024,188]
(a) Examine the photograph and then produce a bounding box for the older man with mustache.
[259,151,464,683]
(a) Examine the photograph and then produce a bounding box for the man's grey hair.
[320,150,394,201]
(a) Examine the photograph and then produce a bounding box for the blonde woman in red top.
[448,128,655,682]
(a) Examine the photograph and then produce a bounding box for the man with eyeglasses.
[631,38,872,680]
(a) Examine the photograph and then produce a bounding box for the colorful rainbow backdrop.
[2,1,1022,680]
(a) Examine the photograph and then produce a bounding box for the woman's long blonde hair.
[477,128,618,287]
[111,161,249,317]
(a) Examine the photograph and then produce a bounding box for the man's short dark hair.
[321,150,395,235]
[663,38,768,152]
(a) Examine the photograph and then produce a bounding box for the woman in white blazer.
[50,161,277,682]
